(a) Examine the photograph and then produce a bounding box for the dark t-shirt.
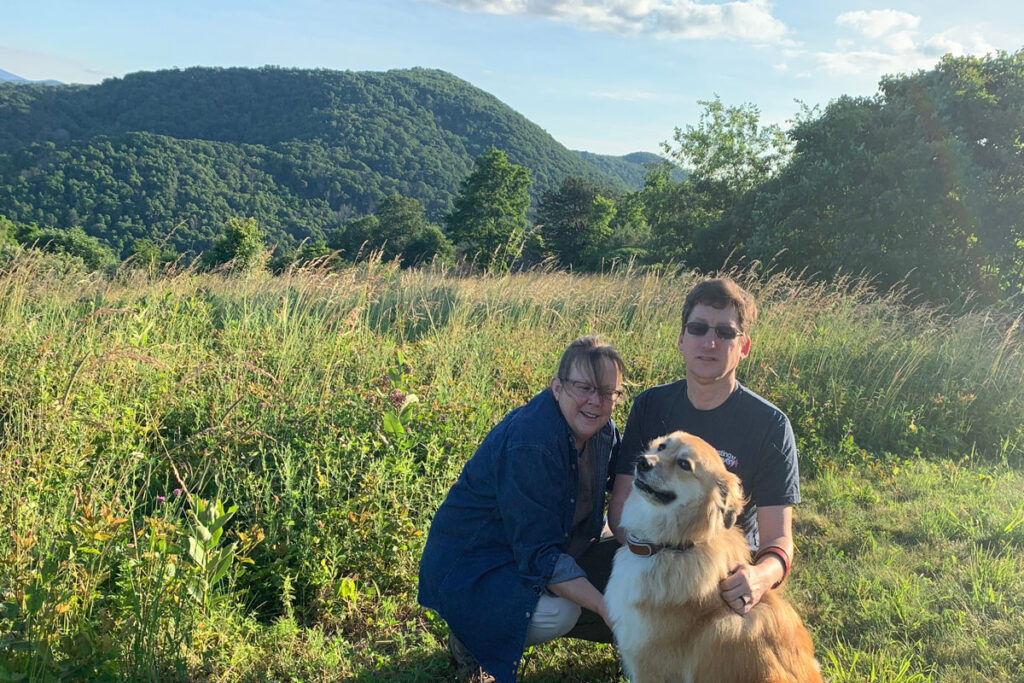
[615,379,801,549]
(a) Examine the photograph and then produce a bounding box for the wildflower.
[212,458,219,464]
[173,488,183,497]
[157,496,166,503]
[388,388,407,411]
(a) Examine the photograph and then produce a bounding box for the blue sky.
[2,1,1021,155]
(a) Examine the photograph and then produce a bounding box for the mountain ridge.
[0,66,658,255]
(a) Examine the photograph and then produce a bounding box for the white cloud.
[816,9,998,79]
[835,10,919,39]
[424,0,789,42]
[922,31,996,58]
[816,49,931,78]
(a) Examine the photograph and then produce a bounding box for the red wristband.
[754,545,791,589]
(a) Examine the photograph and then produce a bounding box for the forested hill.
[0,66,641,255]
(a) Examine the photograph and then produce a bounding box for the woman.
[418,335,626,683]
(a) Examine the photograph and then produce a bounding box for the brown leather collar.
[625,532,694,557]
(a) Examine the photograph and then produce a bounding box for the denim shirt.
[418,388,620,683]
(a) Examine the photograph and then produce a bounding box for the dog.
[604,431,822,683]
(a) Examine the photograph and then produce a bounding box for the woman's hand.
[597,598,616,632]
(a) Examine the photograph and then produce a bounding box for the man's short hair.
[681,277,758,333]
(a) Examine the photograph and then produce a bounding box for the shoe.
[448,633,496,683]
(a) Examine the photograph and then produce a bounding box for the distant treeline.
[2,52,1024,303]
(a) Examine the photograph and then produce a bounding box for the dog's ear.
[716,472,745,529]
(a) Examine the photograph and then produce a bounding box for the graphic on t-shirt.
[718,450,738,470]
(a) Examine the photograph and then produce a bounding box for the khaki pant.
[524,537,620,646]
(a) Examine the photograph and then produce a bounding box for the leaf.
[208,509,236,536]
[193,521,213,543]
[41,559,58,583]
[209,546,236,585]
[399,393,419,420]
[26,591,43,614]
[188,537,206,567]
[338,577,357,601]
[382,411,404,437]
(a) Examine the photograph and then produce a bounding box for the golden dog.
[605,431,821,683]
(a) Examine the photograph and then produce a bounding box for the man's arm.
[719,505,793,615]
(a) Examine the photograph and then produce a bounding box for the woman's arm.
[547,576,613,628]
[606,474,634,545]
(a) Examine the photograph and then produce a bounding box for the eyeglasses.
[684,322,743,340]
[560,378,626,404]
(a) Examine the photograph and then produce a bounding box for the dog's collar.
[625,532,694,557]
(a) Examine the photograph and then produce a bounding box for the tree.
[664,95,790,198]
[747,50,1024,302]
[202,216,266,272]
[331,195,452,266]
[127,237,179,269]
[605,189,650,264]
[374,195,453,266]
[444,148,532,271]
[652,97,791,269]
[16,223,117,270]
[538,176,617,270]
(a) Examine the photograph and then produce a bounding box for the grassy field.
[1,249,1022,681]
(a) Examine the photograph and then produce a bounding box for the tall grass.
[0,248,1022,680]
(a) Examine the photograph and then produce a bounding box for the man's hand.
[719,560,771,615]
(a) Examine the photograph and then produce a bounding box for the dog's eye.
[657,442,667,452]
[677,458,692,471]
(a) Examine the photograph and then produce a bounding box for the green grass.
[0,248,1022,681]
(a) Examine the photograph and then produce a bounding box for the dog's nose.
[636,454,656,472]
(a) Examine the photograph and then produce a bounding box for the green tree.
[17,224,117,270]
[605,189,650,264]
[664,96,789,197]
[538,176,617,270]
[202,217,266,272]
[374,195,453,266]
[127,238,179,269]
[332,195,452,266]
[444,149,532,271]
[747,50,1024,302]
[653,97,790,268]
[0,215,16,245]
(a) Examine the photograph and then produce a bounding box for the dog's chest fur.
[606,546,730,683]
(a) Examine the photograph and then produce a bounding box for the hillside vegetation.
[4,51,1024,304]
[0,67,649,255]
[0,251,1021,681]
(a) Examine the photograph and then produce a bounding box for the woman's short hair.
[681,277,758,333]
[556,335,626,386]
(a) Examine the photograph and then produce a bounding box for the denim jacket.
[418,388,620,683]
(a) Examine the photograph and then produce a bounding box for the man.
[607,276,800,615]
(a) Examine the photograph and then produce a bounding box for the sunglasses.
[684,322,743,340]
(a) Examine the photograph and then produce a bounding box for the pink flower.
[157,496,166,503]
